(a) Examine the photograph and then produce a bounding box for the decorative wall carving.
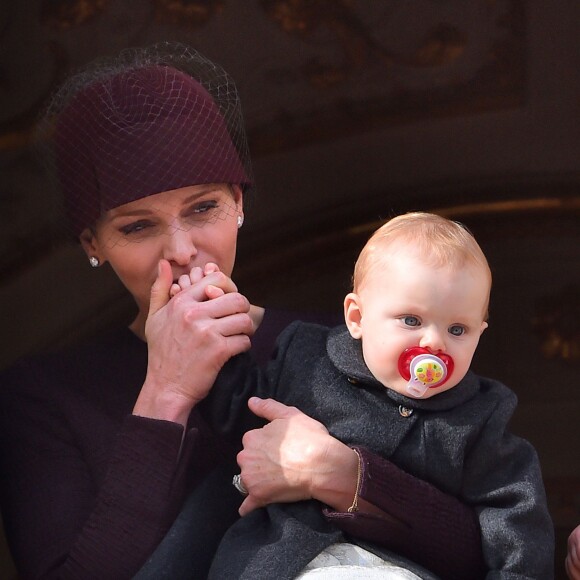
[248,0,527,153]
[0,0,526,152]
[41,0,109,29]
[152,0,223,26]
[533,285,580,362]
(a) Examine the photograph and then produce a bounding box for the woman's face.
[81,183,243,317]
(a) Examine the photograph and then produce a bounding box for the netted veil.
[35,41,254,239]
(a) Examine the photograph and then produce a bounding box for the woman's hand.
[567,525,580,580]
[236,397,359,516]
[133,259,253,425]
[170,263,265,332]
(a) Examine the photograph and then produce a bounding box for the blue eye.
[120,220,152,235]
[190,200,219,214]
[403,316,421,327]
[449,325,465,336]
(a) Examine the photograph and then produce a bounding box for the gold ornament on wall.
[153,0,223,26]
[41,0,109,29]
[532,285,580,362]
[259,0,466,89]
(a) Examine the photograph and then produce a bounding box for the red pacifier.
[397,347,454,398]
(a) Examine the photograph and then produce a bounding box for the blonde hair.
[353,212,492,312]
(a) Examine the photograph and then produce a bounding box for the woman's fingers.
[214,309,255,339]
[235,400,334,515]
[238,403,360,515]
[205,285,225,300]
[174,290,251,325]
[149,260,174,316]
[567,525,580,579]
[246,397,301,421]
[238,495,261,517]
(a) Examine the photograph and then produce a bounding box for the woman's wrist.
[133,377,196,426]
[347,448,363,512]
[310,441,388,516]
[308,437,360,512]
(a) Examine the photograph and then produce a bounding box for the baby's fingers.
[170,273,195,298]
[189,267,204,285]
[204,262,221,275]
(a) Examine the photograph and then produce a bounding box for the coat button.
[347,376,358,384]
[399,405,413,417]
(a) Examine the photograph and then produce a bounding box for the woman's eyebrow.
[182,187,222,205]
[108,207,154,219]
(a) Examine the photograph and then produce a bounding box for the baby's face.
[345,247,489,399]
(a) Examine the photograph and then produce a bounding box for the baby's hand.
[169,263,225,300]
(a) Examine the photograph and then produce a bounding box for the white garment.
[296,543,423,579]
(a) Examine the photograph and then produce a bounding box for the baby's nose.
[419,327,446,353]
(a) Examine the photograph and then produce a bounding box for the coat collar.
[326,325,481,412]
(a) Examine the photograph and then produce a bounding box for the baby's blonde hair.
[353,212,492,313]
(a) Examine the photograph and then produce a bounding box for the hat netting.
[36,41,254,241]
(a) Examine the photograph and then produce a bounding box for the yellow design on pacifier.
[407,354,448,398]
[413,360,444,384]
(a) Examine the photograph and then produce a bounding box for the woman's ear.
[230,184,244,211]
[344,292,363,339]
[229,184,244,227]
[79,228,104,264]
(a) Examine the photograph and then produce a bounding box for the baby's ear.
[480,320,489,335]
[344,293,363,339]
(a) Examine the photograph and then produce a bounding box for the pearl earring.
[237,215,244,229]
[89,256,100,268]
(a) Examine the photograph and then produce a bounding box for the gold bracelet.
[347,448,362,513]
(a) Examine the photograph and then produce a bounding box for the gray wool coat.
[201,322,555,580]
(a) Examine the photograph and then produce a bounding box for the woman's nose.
[163,226,198,266]
[419,327,446,353]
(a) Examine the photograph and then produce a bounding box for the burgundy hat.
[40,44,253,237]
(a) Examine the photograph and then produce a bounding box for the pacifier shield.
[398,347,454,385]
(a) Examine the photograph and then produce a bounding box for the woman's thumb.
[149,259,173,316]
[247,397,297,422]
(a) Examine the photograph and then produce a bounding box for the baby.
[190,212,554,578]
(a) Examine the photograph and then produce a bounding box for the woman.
[567,524,580,580]
[0,42,485,579]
